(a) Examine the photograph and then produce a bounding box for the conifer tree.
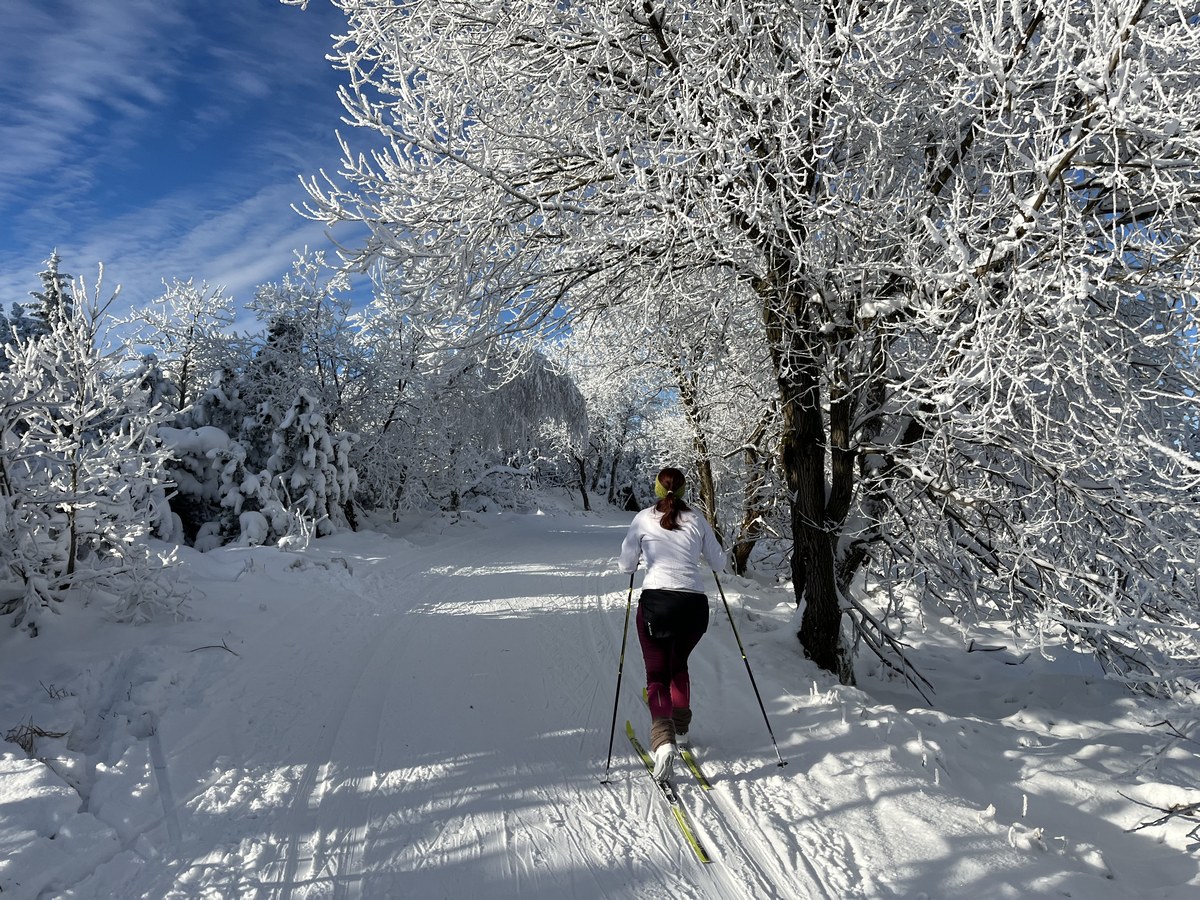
[28,250,74,337]
[268,388,357,536]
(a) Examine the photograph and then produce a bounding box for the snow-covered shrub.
[158,424,236,545]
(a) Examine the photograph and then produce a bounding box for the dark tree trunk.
[731,410,774,576]
[782,371,843,675]
[760,274,849,679]
[573,453,591,511]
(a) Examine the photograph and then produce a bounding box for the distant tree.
[245,250,362,427]
[560,281,783,571]
[28,250,74,336]
[337,267,427,518]
[0,261,71,372]
[404,344,587,511]
[553,325,670,511]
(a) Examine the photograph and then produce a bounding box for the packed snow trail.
[8,508,1200,898]
[53,512,832,898]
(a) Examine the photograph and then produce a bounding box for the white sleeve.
[700,518,727,573]
[618,517,643,574]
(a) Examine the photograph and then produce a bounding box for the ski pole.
[713,571,788,767]
[601,571,636,784]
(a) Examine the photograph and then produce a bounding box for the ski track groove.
[311,599,395,900]
[685,788,783,900]
[272,591,398,899]
[705,776,838,900]
[355,545,635,897]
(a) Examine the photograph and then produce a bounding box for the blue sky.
[0,0,362,324]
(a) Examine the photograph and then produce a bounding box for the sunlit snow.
[2,504,1198,898]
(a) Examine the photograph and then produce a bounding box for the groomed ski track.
[69,510,848,898]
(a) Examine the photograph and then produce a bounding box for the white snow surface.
[2,505,1198,898]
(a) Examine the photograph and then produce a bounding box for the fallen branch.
[1120,791,1200,843]
[189,639,239,656]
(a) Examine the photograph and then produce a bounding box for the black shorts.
[639,589,709,640]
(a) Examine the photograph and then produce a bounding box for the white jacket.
[618,507,726,593]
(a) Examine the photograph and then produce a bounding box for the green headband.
[654,476,683,499]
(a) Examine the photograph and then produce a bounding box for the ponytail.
[653,467,690,531]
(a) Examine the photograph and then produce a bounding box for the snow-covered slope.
[2,508,1198,898]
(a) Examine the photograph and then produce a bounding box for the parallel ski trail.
[73,511,835,898]
[329,518,696,898]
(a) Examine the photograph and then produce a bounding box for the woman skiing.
[619,467,726,781]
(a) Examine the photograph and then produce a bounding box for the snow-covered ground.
[2,505,1198,898]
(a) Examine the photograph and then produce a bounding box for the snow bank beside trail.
[699,572,1200,897]
[844,616,1200,896]
[0,537,340,898]
[0,642,197,897]
[0,757,120,897]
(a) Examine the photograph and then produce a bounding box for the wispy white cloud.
[0,0,366,329]
[0,176,365,324]
[0,1,186,205]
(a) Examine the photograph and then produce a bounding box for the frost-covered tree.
[244,250,362,427]
[286,0,1200,689]
[132,353,179,411]
[407,343,586,511]
[157,423,234,546]
[158,363,257,545]
[231,251,364,496]
[0,255,74,373]
[556,320,680,513]
[209,439,293,549]
[628,269,785,571]
[337,255,593,516]
[0,303,40,371]
[127,278,243,411]
[336,267,428,517]
[0,268,179,631]
[5,302,38,343]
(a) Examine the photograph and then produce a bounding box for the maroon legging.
[636,605,705,721]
